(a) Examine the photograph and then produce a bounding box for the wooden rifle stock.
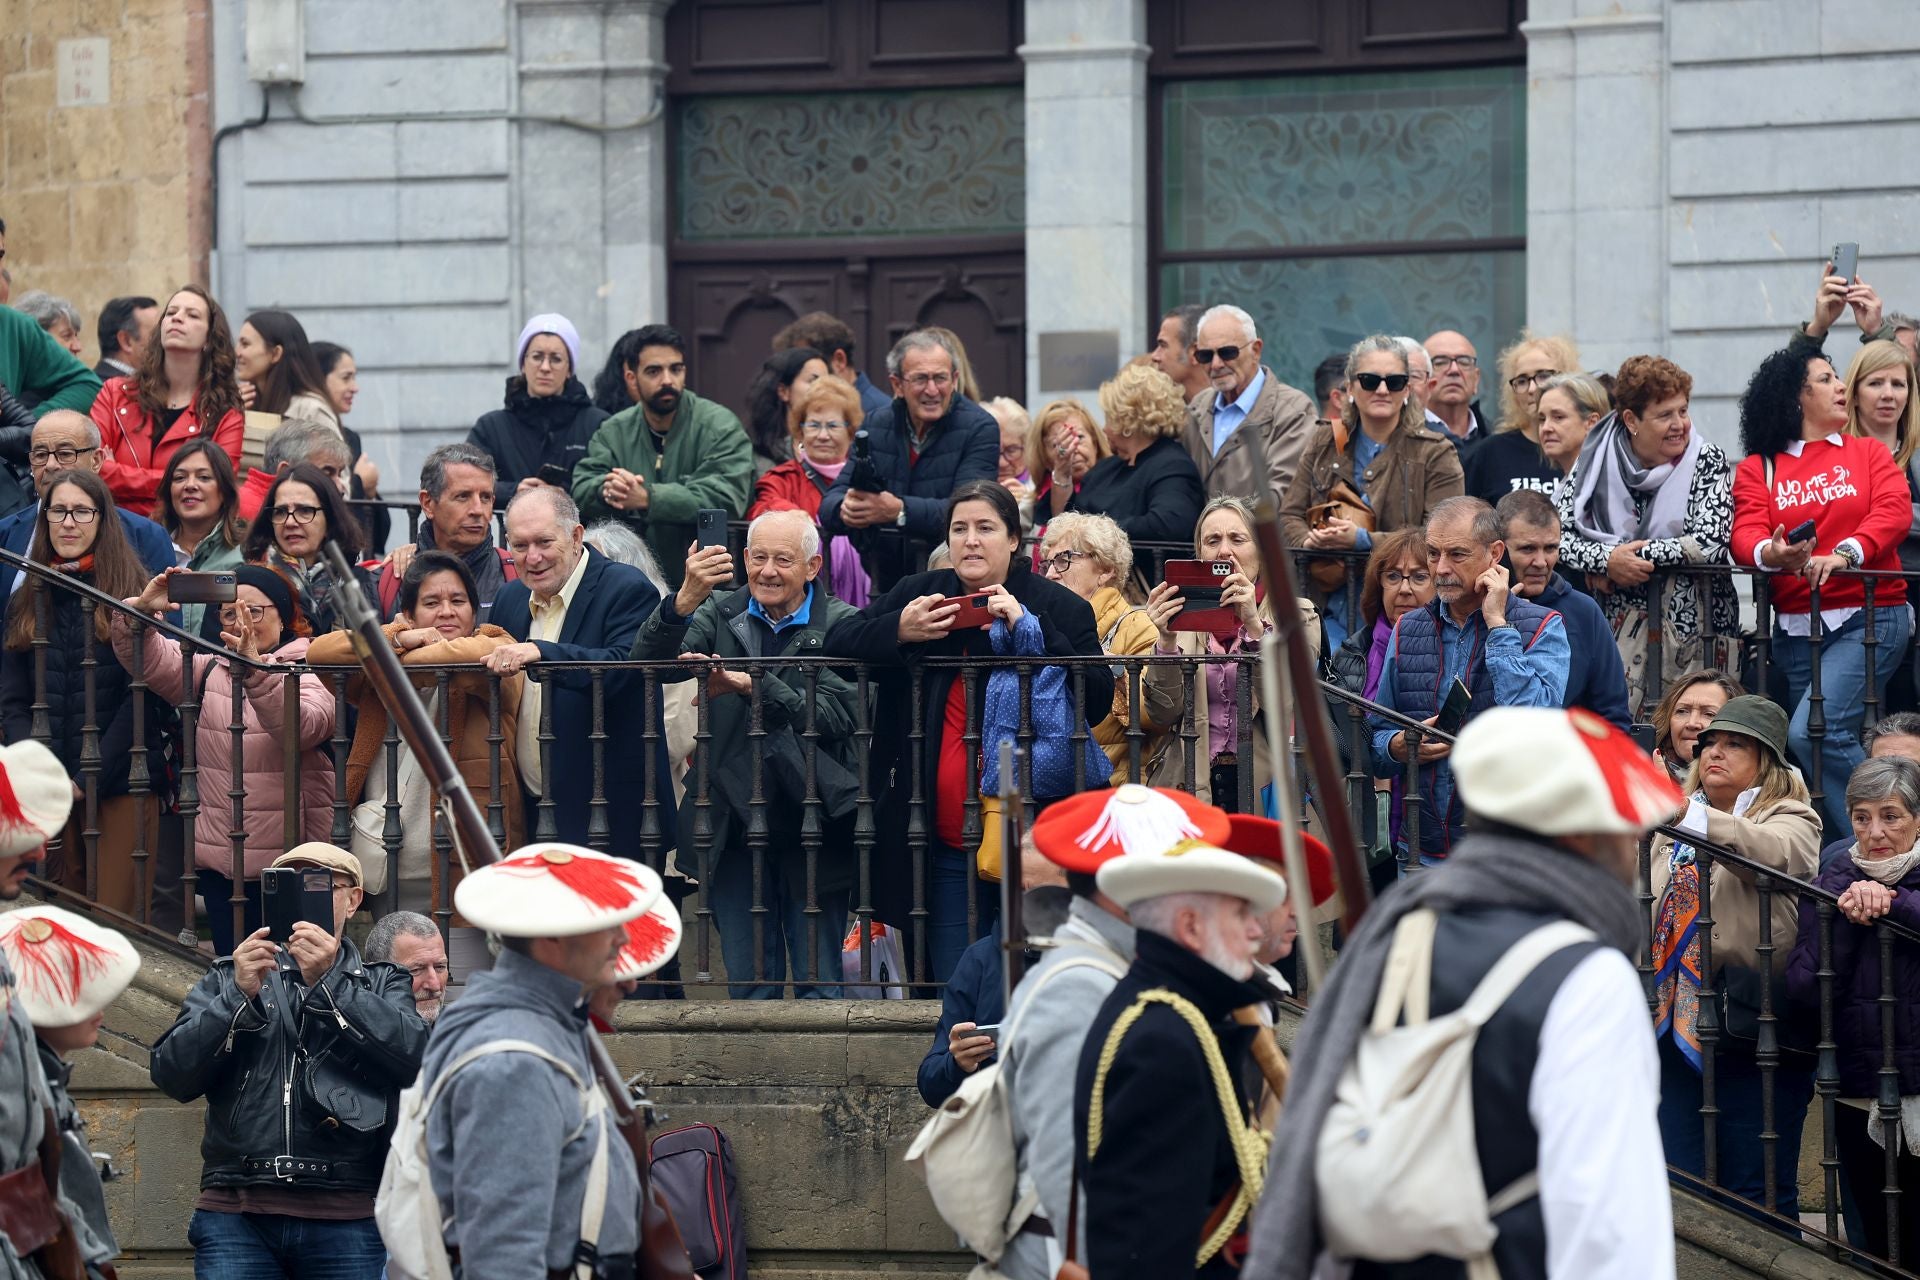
[319,546,694,1280]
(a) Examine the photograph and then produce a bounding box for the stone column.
[1520,0,1669,374]
[514,0,672,364]
[1019,0,1150,416]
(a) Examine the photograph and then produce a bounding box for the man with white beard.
[1072,830,1288,1278]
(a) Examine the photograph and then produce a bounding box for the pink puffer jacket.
[111,619,336,879]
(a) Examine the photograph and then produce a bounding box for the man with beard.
[573,323,752,588]
[1497,489,1630,734]
[0,741,85,1280]
[364,911,450,1023]
[1073,826,1288,1278]
[1369,496,1569,864]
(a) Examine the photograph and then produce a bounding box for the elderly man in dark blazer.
[487,486,678,866]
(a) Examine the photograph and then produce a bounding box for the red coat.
[1732,433,1909,615]
[749,458,827,520]
[90,376,246,516]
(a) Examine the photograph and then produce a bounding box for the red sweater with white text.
[1731,434,1909,614]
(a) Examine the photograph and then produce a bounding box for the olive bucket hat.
[1700,694,1790,764]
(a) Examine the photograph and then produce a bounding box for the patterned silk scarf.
[1652,839,1704,1071]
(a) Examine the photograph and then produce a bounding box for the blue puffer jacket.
[978,610,1112,799]
[1786,855,1920,1096]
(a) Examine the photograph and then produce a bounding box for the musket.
[998,741,1026,1008]
[320,544,695,1280]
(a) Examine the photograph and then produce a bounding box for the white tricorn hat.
[0,741,73,859]
[612,897,683,983]
[454,843,661,938]
[1096,838,1289,914]
[0,906,140,1027]
[1454,707,1683,837]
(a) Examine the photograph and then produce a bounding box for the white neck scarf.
[1850,841,1920,887]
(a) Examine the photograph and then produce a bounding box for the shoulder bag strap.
[1004,950,1127,1050]
[1457,920,1598,1028]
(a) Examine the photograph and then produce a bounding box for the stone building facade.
[2,0,1917,483]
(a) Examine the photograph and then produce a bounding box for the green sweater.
[571,388,752,586]
[0,306,100,416]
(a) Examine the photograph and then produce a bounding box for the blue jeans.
[929,844,997,986]
[708,851,848,999]
[1658,1034,1815,1220]
[1776,604,1914,834]
[189,1209,385,1280]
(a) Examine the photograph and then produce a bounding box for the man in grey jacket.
[422,843,663,1280]
[997,785,1236,1279]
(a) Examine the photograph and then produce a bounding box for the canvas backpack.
[1314,909,1596,1279]
[378,1039,609,1280]
[904,950,1127,1268]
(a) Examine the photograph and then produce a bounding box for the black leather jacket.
[149,937,427,1194]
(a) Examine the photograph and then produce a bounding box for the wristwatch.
[1837,542,1862,568]
[895,506,908,528]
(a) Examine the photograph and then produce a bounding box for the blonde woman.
[1532,371,1611,486]
[1494,331,1581,434]
[1144,496,1320,809]
[1028,398,1112,523]
[1843,340,1920,582]
[1038,512,1180,783]
[1067,365,1205,543]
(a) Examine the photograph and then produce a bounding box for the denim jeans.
[1657,1034,1815,1220]
[188,1209,385,1280]
[1776,603,1914,834]
[708,851,848,999]
[929,844,997,985]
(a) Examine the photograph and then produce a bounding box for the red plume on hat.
[496,848,649,912]
[613,898,684,983]
[0,907,140,1027]
[1032,784,1232,874]
[455,843,661,938]
[1453,707,1683,837]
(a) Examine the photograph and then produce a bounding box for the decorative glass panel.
[676,88,1025,241]
[1161,67,1526,252]
[1159,251,1527,397]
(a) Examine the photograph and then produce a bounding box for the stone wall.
[0,0,208,358]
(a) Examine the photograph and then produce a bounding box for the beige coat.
[1649,796,1822,973]
[1181,367,1317,508]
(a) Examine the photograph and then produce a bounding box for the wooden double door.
[670,248,1026,428]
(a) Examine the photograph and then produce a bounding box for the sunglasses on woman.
[1353,373,1410,393]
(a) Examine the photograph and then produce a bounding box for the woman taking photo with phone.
[157,440,247,637]
[1733,347,1914,834]
[826,479,1110,983]
[114,564,335,954]
[1146,496,1321,809]
[241,463,375,633]
[0,470,176,918]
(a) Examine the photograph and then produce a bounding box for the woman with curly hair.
[1067,364,1206,544]
[1463,333,1581,505]
[89,285,245,517]
[1734,347,1915,834]
[1029,397,1111,526]
[1557,355,1737,718]
[1493,331,1580,434]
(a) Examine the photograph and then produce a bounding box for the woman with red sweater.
[747,375,871,606]
[1733,347,1914,832]
[89,285,245,517]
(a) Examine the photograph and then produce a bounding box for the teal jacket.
[0,306,100,416]
[571,388,751,585]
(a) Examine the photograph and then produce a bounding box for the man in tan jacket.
[1180,304,1317,507]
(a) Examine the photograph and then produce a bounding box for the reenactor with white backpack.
[1242,707,1681,1280]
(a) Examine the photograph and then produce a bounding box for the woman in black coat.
[825,480,1112,984]
[464,313,609,506]
[0,469,174,917]
[1068,364,1206,547]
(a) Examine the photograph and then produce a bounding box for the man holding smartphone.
[150,844,428,1280]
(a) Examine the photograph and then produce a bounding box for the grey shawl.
[1240,830,1645,1279]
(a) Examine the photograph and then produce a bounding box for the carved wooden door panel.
[869,254,1026,404]
[672,263,846,427]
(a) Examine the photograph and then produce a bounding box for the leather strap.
[0,1160,61,1257]
[242,1155,346,1180]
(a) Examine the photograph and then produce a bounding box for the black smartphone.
[537,463,571,488]
[696,508,729,551]
[1832,241,1859,284]
[1434,677,1472,736]
[1786,518,1818,545]
[166,571,236,605]
[262,867,335,944]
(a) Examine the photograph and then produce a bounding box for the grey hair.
[419,442,496,500]
[747,508,820,559]
[1889,312,1919,334]
[1339,334,1425,438]
[1866,712,1920,753]
[364,911,439,963]
[885,329,959,379]
[1425,495,1503,547]
[33,410,100,450]
[507,483,581,531]
[584,519,668,592]
[1039,511,1133,583]
[1129,891,1229,939]
[1845,756,1920,817]
[263,419,351,472]
[1394,336,1432,376]
[1196,304,1257,345]
[1343,334,1410,382]
[1535,371,1612,423]
[14,291,80,336]
[926,542,952,571]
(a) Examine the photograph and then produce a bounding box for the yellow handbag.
[976,795,1005,882]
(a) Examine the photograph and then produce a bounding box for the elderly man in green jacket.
[0,303,100,417]
[572,323,751,586]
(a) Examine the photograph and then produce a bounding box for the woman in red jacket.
[1733,347,1915,833]
[90,285,245,517]
[748,376,871,606]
